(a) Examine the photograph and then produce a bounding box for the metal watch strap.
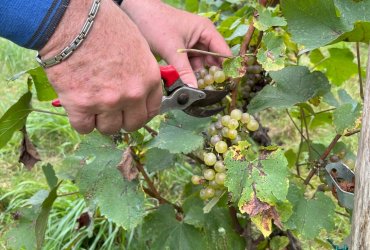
[36,0,101,68]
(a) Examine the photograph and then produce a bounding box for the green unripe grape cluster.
[191,108,260,201]
[196,66,227,89]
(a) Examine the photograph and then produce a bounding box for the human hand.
[121,0,232,88]
[39,0,162,134]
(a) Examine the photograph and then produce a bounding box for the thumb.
[163,49,197,88]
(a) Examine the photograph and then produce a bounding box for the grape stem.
[304,134,342,185]
[285,109,321,156]
[131,147,183,214]
[230,0,268,111]
[177,48,234,59]
[144,125,158,137]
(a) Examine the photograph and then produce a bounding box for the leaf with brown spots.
[241,194,283,237]
[19,128,41,170]
[117,147,138,181]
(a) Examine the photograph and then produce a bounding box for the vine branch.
[304,134,342,185]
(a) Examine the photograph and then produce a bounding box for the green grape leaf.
[224,149,289,236]
[144,148,175,173]
[223,156,248,202]
[147,112,209,154]
[148,124,204,154]
[270,236,290,250]
[257,31,286,71]
[282,0,370,50]
[254,6,287,31]
[310,48,357,86]
[27,190,49,208]
[6,208,37,250]
[142,205,207,250]
[333,103,362,134]
[183,194,246,250]
[42,164,58,189]
[222,56,246,78]
[184,0,199,12]
[225,24,248,41]
[334,0,370,42]
[281,0,350,50]
[285,184,335,239]
[0,92,32,149]
[35,182,59,250]
[247,66,330,114]
[27,67,57,101]
[76,132,145,229]
[309,49,325,65]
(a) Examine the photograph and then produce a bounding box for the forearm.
[0,0,70,50]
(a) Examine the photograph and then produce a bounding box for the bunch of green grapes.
[195,65,227,90]
[241,56,272,107]
[191,109,260,200]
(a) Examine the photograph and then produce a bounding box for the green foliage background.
[1,0,367,249]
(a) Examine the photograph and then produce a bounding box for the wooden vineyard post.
[350,45,370,249]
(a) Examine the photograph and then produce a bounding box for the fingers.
[67,111,96,134]
[122,100,148,132]
[96,111,123,134]
[146,84,163,119]
[163,47,198,88]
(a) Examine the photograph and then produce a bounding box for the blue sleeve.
[0,0,70,50]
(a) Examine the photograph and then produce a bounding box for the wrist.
[39,0,92,58]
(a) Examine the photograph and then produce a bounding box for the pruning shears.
[52,65,228,118]
[159,65,228,117]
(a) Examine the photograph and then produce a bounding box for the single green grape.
[214,161,226,172]
[204,85,215,91]
[214,70,226,83]
[227,129,238,140]
[221,115,231,127]
[215,141,228,154]
[208,124,218,136]
[205,187,215,198]
[231,135,242,145]
[197,79,205,89]
[200,188,208,200]
[191,175,202,185]
[209,65,219,76]
[247,56,256,66]
[199,68,208,78]
[208,180,220,189]
[227,119,239,130]
[214,121,223,130]
[204,153,217,166]
[221,127,229,138]
[241,113,251,124]
[247,118,259,131]
[210,135,222,146]
[215,172,226,185]
[230,109,242,120]
[203,168,216,180]
[204,74,214,85]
